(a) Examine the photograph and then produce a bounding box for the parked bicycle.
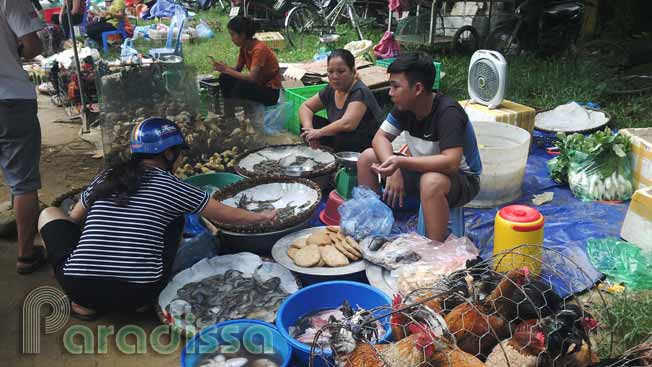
[284,0,365,49]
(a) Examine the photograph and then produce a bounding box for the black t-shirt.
[318,80,383,152]
[380,94,482,175]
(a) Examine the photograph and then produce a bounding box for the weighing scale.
[320,152,360,226]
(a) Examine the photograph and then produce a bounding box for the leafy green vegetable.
[547,127,632,184]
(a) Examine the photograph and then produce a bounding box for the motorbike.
[485,0,584,55]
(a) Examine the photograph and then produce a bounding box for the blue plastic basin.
[181,319,292,367]
[275,281,392,367]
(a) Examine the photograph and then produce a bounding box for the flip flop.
[16,246,47,275]
[70,301,102,322]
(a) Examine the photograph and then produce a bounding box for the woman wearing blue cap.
[37,117,276,320]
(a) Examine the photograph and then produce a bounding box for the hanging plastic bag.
[263,91,288,135]
[196,19,214,38]
[567,150,634,201]
[373,31,401,60]
[587,238,652,290]
[120,38,139,63]
[338,186,394,240]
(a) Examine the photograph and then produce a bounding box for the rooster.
[485,319,546,366]
[539,304,599,367]
[443,267,531,359]
[330,323,486,367]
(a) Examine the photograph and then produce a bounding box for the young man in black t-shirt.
[357,54,482,242]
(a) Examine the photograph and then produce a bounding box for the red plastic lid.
[498,205,542,223]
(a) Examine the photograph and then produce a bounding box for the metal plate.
[271,226,366,276]
[535,107,611,134]
[365,263,398,297]
[236,144,336,178]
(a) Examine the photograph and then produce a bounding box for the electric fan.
[468,50,507,109]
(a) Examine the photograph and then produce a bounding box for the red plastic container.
[319,189,345,226]
[43,7,61,24]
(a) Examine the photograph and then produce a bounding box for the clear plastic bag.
[120,38,139,63]
[567,151,634,201]
[196,19,214,38]
[587,238,652,290]
[338,186,394,240]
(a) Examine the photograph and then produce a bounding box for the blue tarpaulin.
[311,136,628,297]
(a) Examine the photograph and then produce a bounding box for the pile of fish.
[166,270,288,331]
[251,155,328,176]
[289,301,386,346]
[234,194,311,221]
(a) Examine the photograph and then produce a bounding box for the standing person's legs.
[0,99,44,274]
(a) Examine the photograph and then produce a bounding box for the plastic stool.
[417,205,465,238]
[101,22,127,53]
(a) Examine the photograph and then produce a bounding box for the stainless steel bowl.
[334,151,360,169]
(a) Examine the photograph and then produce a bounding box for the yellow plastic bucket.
[493,205,544,274]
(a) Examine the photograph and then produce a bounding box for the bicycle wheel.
[604,75,652,95]
[451,25,480,55]
[484,23,521,56]
[285,5,321,49]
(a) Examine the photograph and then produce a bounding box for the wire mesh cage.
[94,60,271,171]
[306,244,625,367]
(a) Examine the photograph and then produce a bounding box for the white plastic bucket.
[467,120,531,208]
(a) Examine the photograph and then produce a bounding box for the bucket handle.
[512,222,544,232]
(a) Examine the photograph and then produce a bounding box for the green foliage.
[595,290,652,358]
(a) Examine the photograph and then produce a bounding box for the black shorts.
[40,218,184,311]
[403,170,480,208]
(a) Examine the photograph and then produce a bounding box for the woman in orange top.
[212,16,283,117]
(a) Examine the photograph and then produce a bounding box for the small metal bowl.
[335,151,360,169]
[284,165,313,177]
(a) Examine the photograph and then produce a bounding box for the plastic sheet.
[338,187,394,240]
[587,238,652,290]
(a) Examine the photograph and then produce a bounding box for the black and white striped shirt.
[63,167,210,283]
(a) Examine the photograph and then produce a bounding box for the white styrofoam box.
[621,128,652,190]
[621,186,652,252]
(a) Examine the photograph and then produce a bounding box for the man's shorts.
[0,99,41,195]
[403,169,480,208]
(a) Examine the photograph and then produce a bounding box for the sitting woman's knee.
[38,207,69,232]
[420,173,451,198]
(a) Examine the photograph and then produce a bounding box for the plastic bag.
[360,233,479,271]
[196,19,214,38]
[373,31,400,60]
[263,92,288,135]
[170,232,220,275]
[339,186,394,240]
[567,151,634,201]
[120,38,139,63]
[587,238,652,290]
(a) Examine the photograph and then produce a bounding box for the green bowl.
[183,172,244,193]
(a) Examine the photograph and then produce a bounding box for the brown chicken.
[444,267,531,359]
[331,323,486,367]
[484,319,546,367]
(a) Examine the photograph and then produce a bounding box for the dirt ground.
[0,95,180,366]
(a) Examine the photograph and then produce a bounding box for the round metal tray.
[534,107,611,134]
[271,226,366,276]
[234,144,337,180]
[365,263,398,297]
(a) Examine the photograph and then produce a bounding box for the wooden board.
[355,65,390,89]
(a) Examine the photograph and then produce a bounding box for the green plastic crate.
[285,84,328,135]
[375,58,442,90]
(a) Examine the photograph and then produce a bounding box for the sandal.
[16,246,47,275]
[70,301,102,322]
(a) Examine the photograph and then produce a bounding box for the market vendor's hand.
[213,61,228,73]
[300,128,324,145]
[383,170,405,208]
[373,155,403,178]
[257,210,278,223]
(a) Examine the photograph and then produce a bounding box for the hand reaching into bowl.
[257,210,278,223]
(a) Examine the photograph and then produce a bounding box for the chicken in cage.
[310,245,618,367]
